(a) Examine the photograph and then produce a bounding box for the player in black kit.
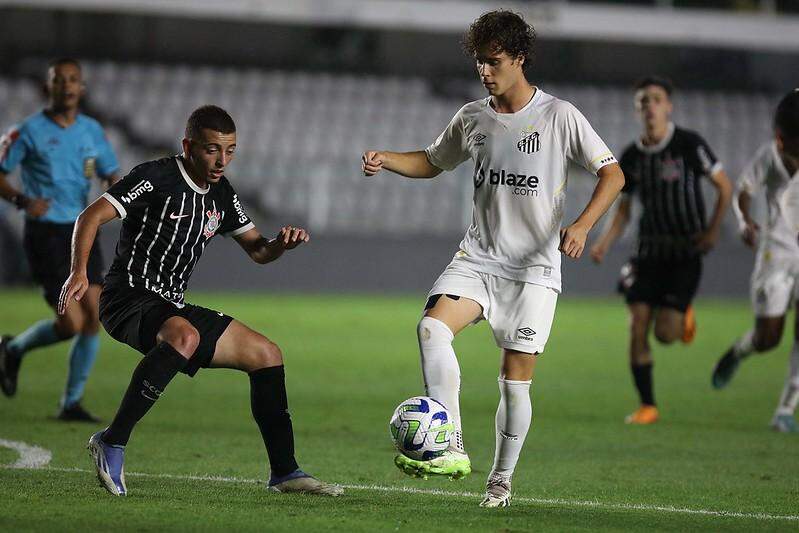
[590,77,732,424]
[58,105,342,497]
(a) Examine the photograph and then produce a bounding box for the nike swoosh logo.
[170,212,190,220]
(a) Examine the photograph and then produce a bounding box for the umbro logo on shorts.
[517,327,536,341]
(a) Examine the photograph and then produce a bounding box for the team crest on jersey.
[660,158,681,182]
[203,209,224,238]
[517,131,541,154]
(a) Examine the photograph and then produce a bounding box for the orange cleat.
[681,305,696,344]
[624,405,659,425]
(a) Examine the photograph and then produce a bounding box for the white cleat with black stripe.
[479,472,512,508]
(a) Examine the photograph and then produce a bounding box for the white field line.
[1,439,798,523]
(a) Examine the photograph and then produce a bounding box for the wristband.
[11,194,30,210]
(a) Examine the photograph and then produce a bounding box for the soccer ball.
[389,396,453,461]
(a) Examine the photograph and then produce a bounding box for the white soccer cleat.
[479,472,512,508]
[268,470,344,496]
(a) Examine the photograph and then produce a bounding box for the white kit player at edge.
[712,89,799,434]
[361,10,625,507]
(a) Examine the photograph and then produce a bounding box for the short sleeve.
[0,125,29,174]
[691,133,722,177]
[91,123,120,178]
[424,106,470,171]
[561,103,617,175]
[738,143,771,196]
[220,181,254,237]
[619,146,637,195]
[101,164,156,219]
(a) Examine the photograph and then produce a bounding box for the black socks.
[103,342,187,446]
[249,365,299,478]
[631,363,655,406]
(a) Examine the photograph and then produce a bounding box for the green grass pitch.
[0,289,797,532]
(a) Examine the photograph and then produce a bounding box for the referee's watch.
[10,194,30,210]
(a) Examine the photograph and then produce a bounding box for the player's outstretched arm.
[694,169,733,253]
[58,197,118,315]
[362,150,443,179]
[233,226,309,265]
[589,195,631,264]
[560,162,625,259]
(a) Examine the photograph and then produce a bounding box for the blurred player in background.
[712,89,799,433]
[59,105,342,497]
[362,10,625,507]
[590,77,731,425]
[0,58,120,421]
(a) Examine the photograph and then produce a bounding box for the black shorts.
[99,285,233,377]
[24,219,105,307]
[623,255,702,313]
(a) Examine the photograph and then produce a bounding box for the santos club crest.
[203,208,223,238]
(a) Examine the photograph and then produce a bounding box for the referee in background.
[0,58,120,421]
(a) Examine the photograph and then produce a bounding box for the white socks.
[776,342,799,417]
[418,316,463,450]
[733,330,754,359]
[491,378,532,478]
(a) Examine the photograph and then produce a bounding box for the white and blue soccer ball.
[389,396,454,461]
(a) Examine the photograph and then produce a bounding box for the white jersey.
[425,88,616,292]
[737,142,799,258]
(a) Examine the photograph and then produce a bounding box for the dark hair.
[775,89,799,140]
[633,76,674,97]
[48,57,82,72]
[185,105,236,139]
[462,10,536,69]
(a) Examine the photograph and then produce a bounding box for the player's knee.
[243,339,283,371]
[417,316,454,348]
[55,314,82,339]
[653,325,679,345]
[158,324,199,359]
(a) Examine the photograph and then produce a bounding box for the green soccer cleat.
[711,348,740,390]
[394,450,471,480]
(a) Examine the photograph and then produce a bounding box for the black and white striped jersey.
[620,124,721,260]
[102,156,254,306]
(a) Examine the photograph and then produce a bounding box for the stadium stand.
[1,61,782,237]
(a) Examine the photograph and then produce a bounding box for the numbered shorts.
[750,250,799,317]
[427,259,558,354]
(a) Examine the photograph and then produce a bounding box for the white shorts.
[750,249,799,317]
[427,259,558,354]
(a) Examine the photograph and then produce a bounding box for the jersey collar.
[636,122,675,154]
[176,156,210,194]
[484,86,541,121]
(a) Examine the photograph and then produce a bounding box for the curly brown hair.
[462,10,536,69]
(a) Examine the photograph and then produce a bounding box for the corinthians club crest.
[203,208,223,238]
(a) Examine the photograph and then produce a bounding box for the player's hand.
[559,222,589,259]
[57,271,89,315]
[276,225,309,250]
[740,220,759,249]
[693,228,720,254]
[589,243,607,264]
[26,198,50,218]
[362,151,385,176]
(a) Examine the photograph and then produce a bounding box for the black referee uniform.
[619,124,721,312]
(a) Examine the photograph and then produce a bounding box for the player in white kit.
[712,89,799,433]
[362,10,625,506]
